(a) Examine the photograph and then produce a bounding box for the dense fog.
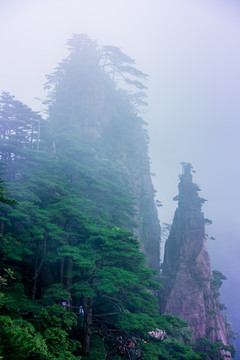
[1,0,240,354]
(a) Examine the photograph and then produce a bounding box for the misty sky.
[1,0,240,349]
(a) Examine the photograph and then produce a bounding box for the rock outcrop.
[48,34,161,272]
[161,163,231,356]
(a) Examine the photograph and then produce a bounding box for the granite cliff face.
[67,75,161,272]
[161,164,231,356]
[48,34,161,271]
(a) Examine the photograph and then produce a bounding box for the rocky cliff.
[160,163,231,356]
[47,34,161,272]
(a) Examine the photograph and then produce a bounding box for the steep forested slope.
[0,35,205,359]
[45,34,161,271]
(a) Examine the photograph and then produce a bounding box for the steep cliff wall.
[161,163,231,355]
[47,34,161,271]
[90,109,161,271]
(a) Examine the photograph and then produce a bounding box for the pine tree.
[0,91,41,164]
[0,37,202,360]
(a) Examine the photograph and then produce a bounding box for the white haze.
[1,0,240,351]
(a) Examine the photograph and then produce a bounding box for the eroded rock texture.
[161,163,231,356]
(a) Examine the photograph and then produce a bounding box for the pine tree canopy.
[0,35,225,359]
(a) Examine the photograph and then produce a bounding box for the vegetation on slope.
[0,35,232,359]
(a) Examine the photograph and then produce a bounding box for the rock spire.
[160,163,231,356]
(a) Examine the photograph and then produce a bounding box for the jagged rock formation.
[160,163,231,355]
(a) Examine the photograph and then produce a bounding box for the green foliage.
[0,316,49,360]
[194,337,234,359]
[33,305,81,359]
[0,178,17,204]
[85,335,106,360]
[162,340,201,359]
[210,270,227,299]
[0,91,41,164]
[0,35,228,360]
[42,283,71,304]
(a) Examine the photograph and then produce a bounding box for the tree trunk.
[31,231,48,300]
[66,257,73,291]
[82,296,93,356]
[60,257,65,284]
[0,221,5,235]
